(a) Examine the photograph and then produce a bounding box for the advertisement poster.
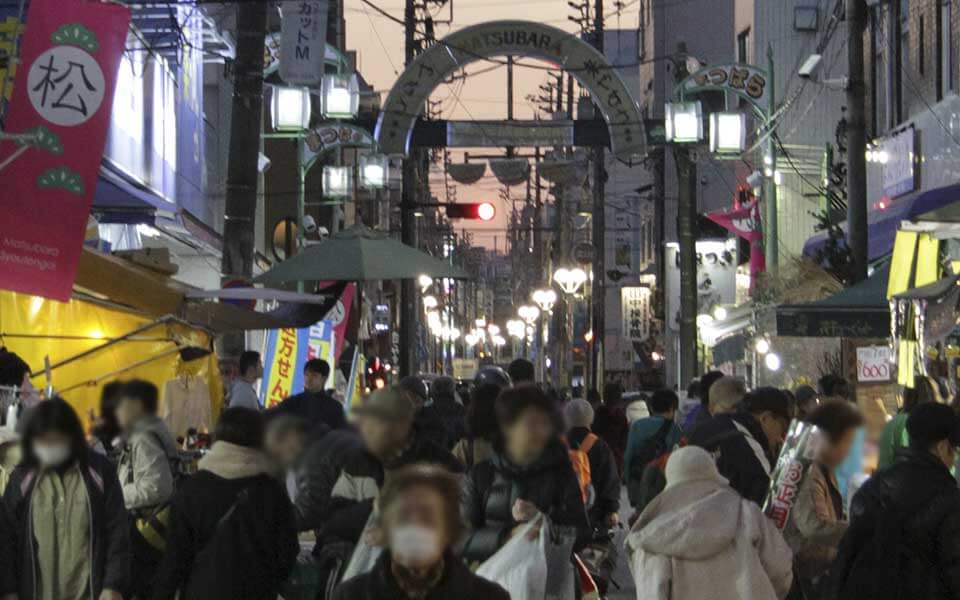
[261,320,336,408]
[279,0,328,86]
[764,421,824,529]
[0,0,130,301]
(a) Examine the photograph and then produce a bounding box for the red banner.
[707,200,766,284]
[0,0,130,301]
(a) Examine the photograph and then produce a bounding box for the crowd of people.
[1,348,960,600]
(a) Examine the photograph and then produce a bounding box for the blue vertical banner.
[176,6,207,225]
[261,320,336,407]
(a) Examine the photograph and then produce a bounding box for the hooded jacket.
[688,412,774,505]
[627,479,793,600]
[3,450,131,600]
[333,551,510,600]
[150,441,298,600]
[0,498,16,595]
[461,439,590,563]
[117,415,180,511]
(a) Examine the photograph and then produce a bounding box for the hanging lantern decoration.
[270,86,311,131]
[323,165,353,197]
[447,162,487,184]
[322,73,360,119]
[360,153,389,189]
[489,158,530,186]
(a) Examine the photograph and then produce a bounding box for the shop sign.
[0,0,129,301]
[452,358,479,380]
[261,320,337,408]
[376,20,645,161]
[856,346,892,383]
[881,127,916,198]
[665,240,737,331]
[447,120,574,148]
[621,287,652,341]
[279,0,329,86]
[679,63,769,114]
[305,122,375,153]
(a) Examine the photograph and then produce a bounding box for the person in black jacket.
[462,384,590,564]
[832,403,960,600]
[688,387,791,506]
[334,465,509,600]
[0,502,13,599]
[151,408,298,600]
[3,398,130,600]
[420,377,466,450]
[266,359,346,436]
[564,398,621,529]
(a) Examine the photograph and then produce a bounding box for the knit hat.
[564,398,595,428]
[664,446,729,490]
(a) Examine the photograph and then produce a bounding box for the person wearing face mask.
[461,384,590,565]
[688,387,793,506]
[832,403,960,600]
[333,465,509,600]
[2,398,130,600]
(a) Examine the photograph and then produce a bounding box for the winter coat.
[568,426,621,526]
[592,403,628,473]
[452,437,494,470]
[783,462,847,595]
[320,431,463,546]
[688,412,773,505]
[266,390,347,433]
[627,479,793,600]
[419,396,466,450]
[0,429,20,495]
[117,415,179,511]
[151,441,298,600]
[333,551,510,600]
[3,450,131,600]
[681,404,711,435]
[461,439,590,563]
[0,500,15,595]
[293,428,361,532]
[624,416,683,483]
[876,412,909,470]
[832,448,960,600]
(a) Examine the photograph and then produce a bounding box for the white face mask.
[390,525,442,566]
[33,443,71,468]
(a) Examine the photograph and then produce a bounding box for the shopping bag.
[543,520,577,600]
[340,513,383,582]
[476,516,548,600]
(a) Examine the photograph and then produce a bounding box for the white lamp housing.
[322,73,360,118]
[665,101,703,144]
[323,166,353,197]
[709,112,746,154]
[360,153,389,189]
[271,86,311,132]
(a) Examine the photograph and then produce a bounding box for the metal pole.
[590,0,605,391]
[765,45,779,276]
[297,137,307,293]
[399,0,418,377]
[675,147,698,387]
[847,0,869,282]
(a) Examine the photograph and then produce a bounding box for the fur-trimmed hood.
[199,441,273,480]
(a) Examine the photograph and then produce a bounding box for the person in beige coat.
[627,446,793,600]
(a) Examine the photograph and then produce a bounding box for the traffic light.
[445,202,496,221]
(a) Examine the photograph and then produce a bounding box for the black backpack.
[626,419,673,508]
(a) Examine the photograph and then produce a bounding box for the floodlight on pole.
[665,101,704,143]
[323,166,353,197]
[321,73,359,118]
[271,86,311,131]
[709,112,746,154]
[360,153,389,189]
[532,288,558,312]
[554,267,588,295]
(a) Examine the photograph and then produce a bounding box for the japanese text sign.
[0,0,130,301]
[764,421,824,529]
[856,346,892,383]
[279,0,328,86]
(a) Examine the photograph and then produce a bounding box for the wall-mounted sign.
[665,240,737,332]
[881,126,916,198]
[621,286,652,341]
[447,120,574,148]
[678,63,769,116]
[305,122,375,153]
[375,20,645,161]
[856,346,892,383]
[279,0,329,86]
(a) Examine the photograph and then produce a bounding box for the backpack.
[567,433,599,506]
[626,419,673,508]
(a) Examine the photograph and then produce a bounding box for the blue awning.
[803,183,960,261]
[93,164,173,222]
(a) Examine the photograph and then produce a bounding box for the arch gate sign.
[375,21,646,161]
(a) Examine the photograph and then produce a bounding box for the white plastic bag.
[340,513,383,582]
[476,516,548,600]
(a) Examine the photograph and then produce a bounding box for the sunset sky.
[343,0,641,248]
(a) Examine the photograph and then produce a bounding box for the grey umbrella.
[255,224,471,284]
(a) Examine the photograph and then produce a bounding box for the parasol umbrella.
[255,225,471,284]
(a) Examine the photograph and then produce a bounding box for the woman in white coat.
[626,446,793,600]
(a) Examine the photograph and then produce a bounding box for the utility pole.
[765,44,778,276]
[220,1,267,358]
[399,0,418,377]
[673,43,698,388]
[590,0,605,391]
[847,0,868,282]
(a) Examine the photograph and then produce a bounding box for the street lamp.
[418,274,433,291]
[532,288,557,312]
[270,86,311,131]
[518,305,540,325]
[360,153,389,189]
[665,101,704,143]
[709,112,746,154]
[422,295,438,310]
[321,73,360,118]
[323,165,353,197]
[487,324,501,337]
[506,319,525,338]
[554,267,588,296]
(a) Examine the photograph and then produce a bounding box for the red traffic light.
[445,202,496,221]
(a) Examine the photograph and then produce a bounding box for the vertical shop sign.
[262,328,302,408]
[279,0,328,86]
[0,0,130,301]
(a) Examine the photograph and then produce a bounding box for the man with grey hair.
[709,376,747,415]
[565,398,622,528]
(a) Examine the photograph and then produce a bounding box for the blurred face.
[32,431,73,467]
[384,485,448,569]
[357,415,411,458]
[504,407,554,464]
[265,429,306,469]
[820,429,856,469]
[757,411,790,455]
[115,396,146,431]
[304,370,326,393]
[933,439,957,469]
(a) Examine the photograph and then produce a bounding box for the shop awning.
[93,164,173,219]
[803,183,960,262]
[776,264,890,337]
